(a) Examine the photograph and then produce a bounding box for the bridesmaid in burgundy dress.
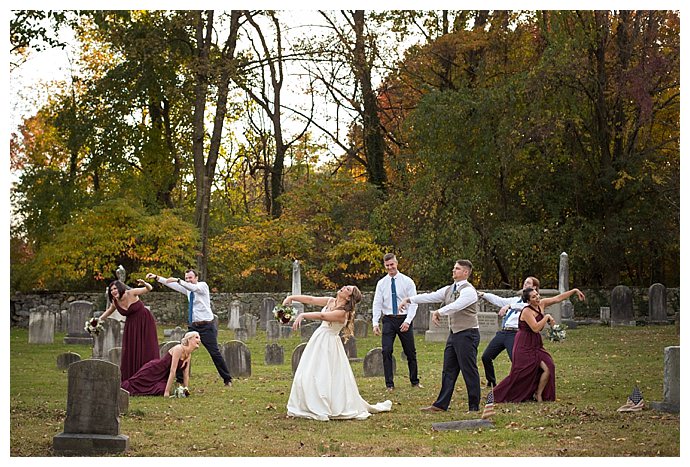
[99,279,159,382]
[494,286,585,403]
[122,331,201,396]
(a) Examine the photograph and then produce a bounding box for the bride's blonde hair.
[334,286,362,343]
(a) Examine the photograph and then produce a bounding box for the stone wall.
[9,287,680,327]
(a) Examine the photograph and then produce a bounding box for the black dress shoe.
[420,405,444,412]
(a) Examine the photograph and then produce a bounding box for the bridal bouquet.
[170,385,190,398]
[273,304,296,324]
[84,318,104,336]
[547,323,568,342]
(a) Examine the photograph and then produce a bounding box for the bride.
[284,285,392,421]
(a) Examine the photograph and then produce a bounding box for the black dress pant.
[177,321,232,384]
[433,328,481,411]
[381,315,419,388]
[481,330,517,386]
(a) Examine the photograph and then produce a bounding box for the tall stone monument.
[559,252,577,328]
[64,301,96,345]
[291,260,304,315]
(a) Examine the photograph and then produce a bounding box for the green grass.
[10,325,680,457]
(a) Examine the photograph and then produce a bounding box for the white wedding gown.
[287,315,392,421]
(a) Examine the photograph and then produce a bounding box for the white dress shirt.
[410,280,479,327]
[372,272,418,325]
[482,293,526,328]
[159,278,214,322]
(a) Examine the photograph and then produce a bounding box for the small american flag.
[482,388,495,419]
[629,386,644,405]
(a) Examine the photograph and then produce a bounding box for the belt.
[192,320,213,327]
[502,327,518,332]
[384,314,407,318]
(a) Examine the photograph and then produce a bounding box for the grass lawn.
[9,324,680,457]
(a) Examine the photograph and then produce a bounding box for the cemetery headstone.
[291,342,308,375]
[477,312,500,343]
[221,340,252,378]
[291,260,304,315]
[238,314,258,338]
[425,310,449,343]
[650,346,680,413]
[28,305,55,344]
[108,347,122,366]
[118,388,129,415]
[169,326,186,342]
[227,300,241,330]
[57,352,81,370]
[53,359,129,455]
[234,328,248,342]
[57,309,69,333]
[354,319,368,338]
[265,343,284,365]
[92,318,122,360]
[64,301,95,345]
[300,322,320,341]
[610,285,635,326]
[600,307,611,324]
[341,336,357,359]
[266,320,280,341]
[363,347,395,377]
[260,298,275,331]
[279,324,292,339]
[159,341,180,358]
[648,283,668,323]
[413,303,431,335]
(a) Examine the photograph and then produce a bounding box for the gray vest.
[443,282,479,333]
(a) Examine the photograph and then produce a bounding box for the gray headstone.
[108,347,122,366]
[425,311,449,343]
[648,283,668,323]
[291,342,308,375]
[221,340,252,378]
[341,336,357,359]
[291,260,304,315]
[558,252,569,293]
[266,320,280,341]
[118,388,129,415]
[213,313,219,329]
[29,306,55,344]
[477,311,500,343]
[264,343,284,365]
[238,314,258,338]
[169,326,186,342]
[64,301,95,345]
[260,298,275,331]
[413,303,431,335]
[57,309,69,333]
[600,307,611,324]
[92,318,122,360]
[279,324,292,339]
[234,329,248,342]
[159,341,180,358]
[227,300,241,330]
[610,285,635,326]
[354,319,368,338]
[300,322,320,341]
[57,352,81,370]
[363,347,395,377]
[650,346,680,413]
[432,419,494,431]
[53,359,128,455]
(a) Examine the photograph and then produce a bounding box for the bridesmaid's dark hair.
[107,280,127,303]
[335,286,362,343]
[522,287,535,303]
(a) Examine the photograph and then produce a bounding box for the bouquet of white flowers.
[170,385,190,398]
[273,304,296,324]
[84,318,105,336]
[547,323,568,342]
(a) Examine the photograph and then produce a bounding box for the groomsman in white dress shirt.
[372,253,422,391]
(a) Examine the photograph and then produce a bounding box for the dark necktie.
[391,277,398,315]
[188,291,195,324]
[502,301,520,328]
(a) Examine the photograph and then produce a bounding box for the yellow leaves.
[613,170,635,190]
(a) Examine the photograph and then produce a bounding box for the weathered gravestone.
[57,352,81,370]
[221,340,252,378]
[650,346,680,413]
[610,285,635,326]
[291,342,308,375]
[118,388,129,415]
[341,336,357,360]
[279,324,292,339]
[238,314,258,338]
[648,283,668,324]
[425,312,449,343]
[28,305,55,344]
[265,343,284,365]
[53,360,129,455]
[56,309,69,333]
[260,298,275,331]
[300,322,320,341]
[227,300,241,330]
[266,320,280,341]
[64,301,95,345]
[169,326,186,342]
[363,347,395,377]
[92,318,122,360]
[477,312,500,343]
[600,307,611,325]
[234,328,248,342]
[354,319,368,338]
[108,347,122,366]
[291,260,305,315]
[558,252,576,329]
[159,341,179,358]
[413,303,431,335]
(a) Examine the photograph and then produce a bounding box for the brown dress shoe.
[412,383,424,389]
[420,405,444,412]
